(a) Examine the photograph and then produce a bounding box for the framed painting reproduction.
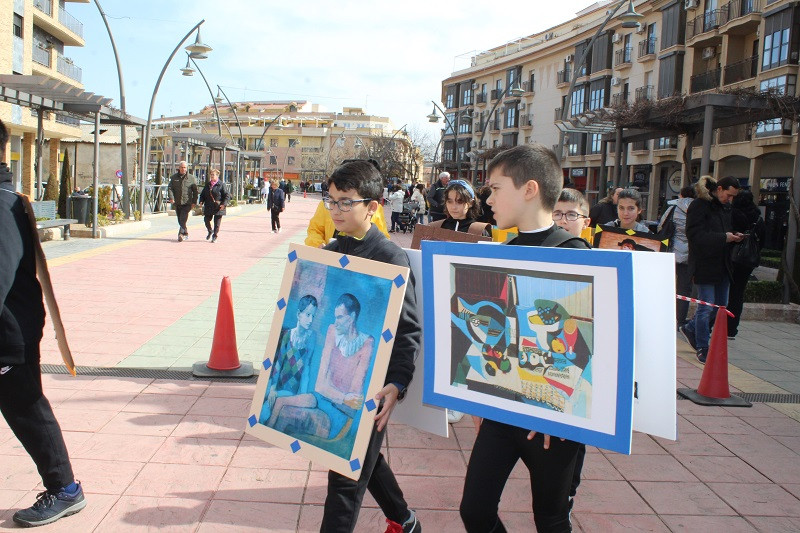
[246,243,409,480]
[421,241,635,454]
[593,225,668,252]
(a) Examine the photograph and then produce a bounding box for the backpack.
[656,205,677,251]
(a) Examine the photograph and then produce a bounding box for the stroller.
[396,200,420,234]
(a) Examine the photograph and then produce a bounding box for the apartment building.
[149,101,420,184]
[440,0,799,246]
[1,0,86,195]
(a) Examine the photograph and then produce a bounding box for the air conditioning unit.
[685,0,699,9]
[611,77,621,86]
[545,32,554,41]
[471,82,478,90]
[565,54,574,63]
[612,33,622,44]
[518,102,527,110]
[702,46,716,60]
[636,24,647,34]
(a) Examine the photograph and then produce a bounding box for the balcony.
[520,114,533,128]
[32,43,51,68]
[557,69,570,86]
[687,9,724,44]
[476,93,487,105]
[719,0,762,34]
[611,93,628,107]
[554,107,563,122]
[490,89,500,101]
[55,114,80,127]
[638,37,657,59]
[690,67,722,93]
[615,47,632,67]
[56,53,82,83]
[58,7,84,39]
[718,124,752,144]
[33,0,52,16]
[634,85,654,101]
[723,54,758,85]
[490,122,501,132]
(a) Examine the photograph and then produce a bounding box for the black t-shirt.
[508,224,590,249]
[439,218,491,237]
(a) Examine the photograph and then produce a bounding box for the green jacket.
[168,172,198,206]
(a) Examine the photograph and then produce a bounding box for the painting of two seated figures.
[257,258,392,459]
[451,264,594,417]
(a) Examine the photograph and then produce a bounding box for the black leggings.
[460,420,580,533]
[0,346,74,491]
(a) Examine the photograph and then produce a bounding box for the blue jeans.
[686,280,730,350]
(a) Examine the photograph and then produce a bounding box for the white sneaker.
[272,229,277,233]
[447,410,464,424]
[277,228,282,233]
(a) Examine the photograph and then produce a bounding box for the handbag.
[729,231,760,269]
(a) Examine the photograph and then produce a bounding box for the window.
[757,75,797,135]
[462,85,473,106]
[288,138,298,147]
[567,132,584,156]
[270,138,278,147]
[496,79,503,94]
[623,34,632,62]
[658,52,685,98]
[288,156,295,165]
[589,86,605,110]
[589,133,603,154]
[502,133,518,146]
[443,140,455,161]
[656,136,678,149]
[493,139,499,148]
[446,85,457,108]
[458,115,471,134]
[269,155,277,165]
[505,106,517,128]
[481,83,487,98]
[445,113,456,135]
[13,14,23,38]
[647,23,657,52]
[762,9,795,71]
[570,85,586,116]
[506,67,521,89]
[660,2,685,49]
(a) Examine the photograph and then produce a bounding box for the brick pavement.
[1,197,799,531]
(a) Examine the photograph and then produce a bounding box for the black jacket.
[267,187,285,210]
[324,224,420,388]
[589,200,617,227]
[198,181,230,216]
[686,193,733,284]
[168,172,198,206]
[0,163,45,365]
[426,179,448,215]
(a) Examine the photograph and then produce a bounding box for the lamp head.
[185,29,213,55]
[215,89,223,104]
[619,0,644,29]
[507,82,525,98]
[180,56,194,76]
[427,105,441,123]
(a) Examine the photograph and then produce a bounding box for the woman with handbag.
[727,190,765,338]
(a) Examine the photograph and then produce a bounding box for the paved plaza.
[1,195,799,532]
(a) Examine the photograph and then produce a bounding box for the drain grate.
[677,391,800,404]
[41,364,259,383]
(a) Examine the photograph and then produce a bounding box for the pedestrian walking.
[388,185,404,232]
[198,169,230,243]
[283,180,294,202]
[589,186,623,227]
[267,179,286,233]
[727,190,765,338]
[168,160,198,242]
[0,119,87,528]
[410,184,427,225]
[426,171,450,222]
[658,186,695,327]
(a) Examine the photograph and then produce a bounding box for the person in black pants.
[0,119,86,527]
[168,160,198,242]
[198,169,230,243]
[727,190,765,337]
[267,179,286,233]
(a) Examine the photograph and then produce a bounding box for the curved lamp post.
[325,132,346,177]
[554,0,642,167]
[182,54,222,136]
[428,103,473,183]
[138,21,211,216]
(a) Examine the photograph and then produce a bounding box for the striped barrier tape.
[676,295,735,317]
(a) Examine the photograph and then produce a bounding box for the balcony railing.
[720,0,761,25]
[55,114,80,127]
[718,124,752,144]
[557,69,570,84]
[33,0,52,16]
[477,93,487,104]
[638,37,657,58]
[615,47,632,66]
[520,114,533,127]
[723,54,758,85]
[56,53,82,82]
[687,9,724,40]
[58,8,84,39]
[634,85,654,101]
[490,89,500,100]
[32,44,51,68]
[611,93,628,106]
[554,107,563,122]
[690,67,722,93]
[490,122,501,131]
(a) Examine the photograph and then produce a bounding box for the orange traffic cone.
[677,306,750,407]
[192,276,254,378]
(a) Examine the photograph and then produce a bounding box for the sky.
[67,0,603,141]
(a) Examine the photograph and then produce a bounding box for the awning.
[170,132,239,151]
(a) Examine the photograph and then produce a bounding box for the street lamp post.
[428,102,473,183]
[139,21,211,216]
[554,0,642,167]
[468,81,524,185]
[214,86,246,199]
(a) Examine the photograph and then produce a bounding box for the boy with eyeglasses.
[320,160,422,533]
[553,188,591,239]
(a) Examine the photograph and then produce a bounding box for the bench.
[32,200,78,240]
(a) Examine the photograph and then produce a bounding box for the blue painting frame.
[421,241,635,454]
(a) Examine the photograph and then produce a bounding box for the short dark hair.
[0,119,7,157]
[336,293,361,320]
[680,186,695,199]
[486,144,562,210]
[617,188,643,209]
[557,188,589,215]
[717,176,741,190]
[297,294,318,313]
[328,160,382,200]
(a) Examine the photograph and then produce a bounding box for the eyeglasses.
[323,197,372,212]
[552,211,588,222]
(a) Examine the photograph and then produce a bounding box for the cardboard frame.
[593,225,668,252]
[246,243,409,480]
[411,224,491,250]
[421,241,635,454]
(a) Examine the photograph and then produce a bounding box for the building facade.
[148,101,421,186]
[440,0,799,239]
[0,0,86,195]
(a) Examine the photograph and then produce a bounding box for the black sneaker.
[679,325,697,351]
[206,230,212,240]
[384,510,421,533]
[211,235,217,243]
[178,233,183,242]
[696,348,708,364]
[13,483,86,527]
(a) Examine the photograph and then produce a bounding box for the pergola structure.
[169,132,252,199]
[0,75,146,238]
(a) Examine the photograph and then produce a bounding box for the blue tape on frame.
[262,359,272,371]
[287,250,298,262]
[393,274,406,288]
[290,440,301,453]
[364,399,376,412]
[349,458,361,472]
[381,329,393,343]
[277,298,286,310]
[247,415,257,427]
[339,255,350,268]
